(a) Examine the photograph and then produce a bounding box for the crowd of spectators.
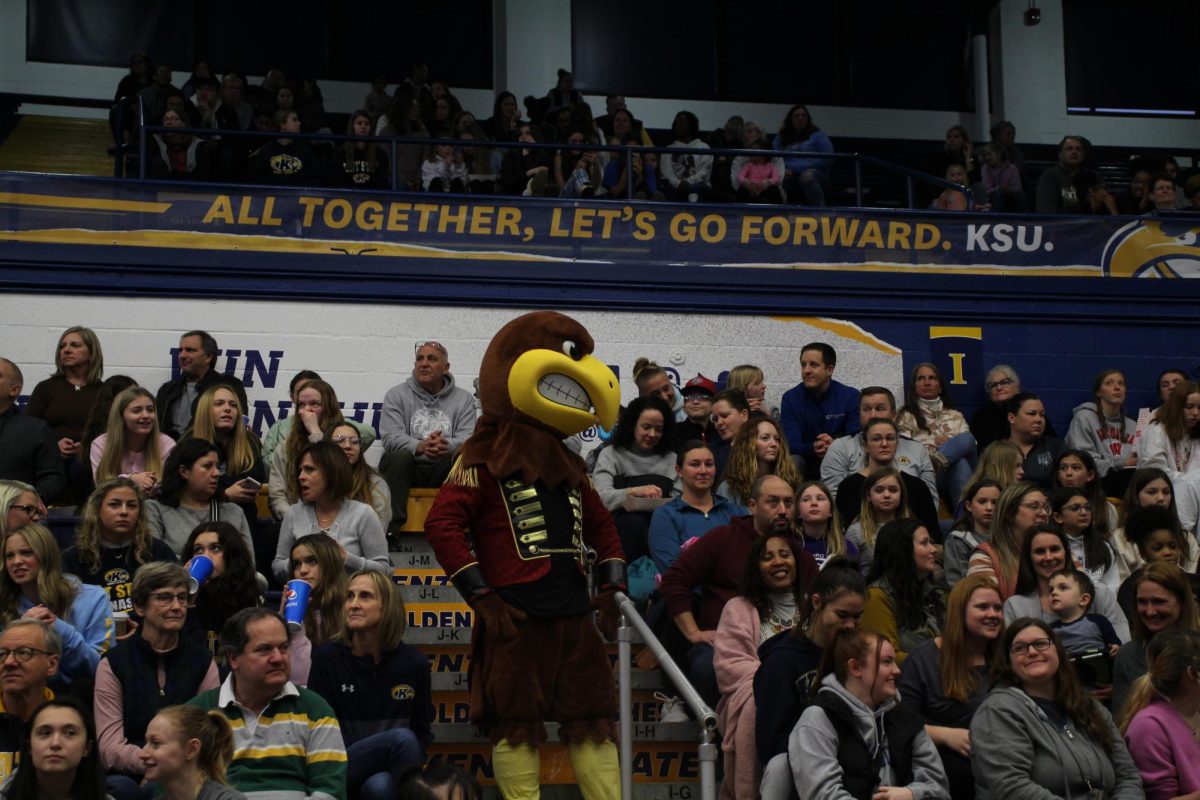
[2,323,1200,796]
[109,56,1200,214]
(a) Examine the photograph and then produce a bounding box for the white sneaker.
[687,192,699,203]
[654,692,688,722]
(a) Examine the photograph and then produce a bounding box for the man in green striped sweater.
[188,607,347,800]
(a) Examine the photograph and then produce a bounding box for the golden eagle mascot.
[425,311,625,800]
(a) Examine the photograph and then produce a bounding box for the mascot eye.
[562,340,582,360]
[1177,231,1197,246]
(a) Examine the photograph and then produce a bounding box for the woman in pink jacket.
[712,533,803,799]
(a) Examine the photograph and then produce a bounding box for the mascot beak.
[507,349,620,437]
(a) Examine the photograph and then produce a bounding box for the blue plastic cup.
[187,555,214,594]
[283,579,312,631]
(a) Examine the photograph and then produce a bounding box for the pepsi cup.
[283,579,312,632]
[187,555,214,594]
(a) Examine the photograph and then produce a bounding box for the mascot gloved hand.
[473,592,527,641]
[425,312,626,800]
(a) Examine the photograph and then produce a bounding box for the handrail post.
[617,616,634,800]
[906,175,915,209]
[390,139,399,191]
[612,592,717,800]
[137,96,147,180]
[625,144,633,200]
[699,729,718,800]
[853,158,863,207]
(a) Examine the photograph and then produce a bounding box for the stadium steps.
[0,114,113,176]
[390,517,706,796]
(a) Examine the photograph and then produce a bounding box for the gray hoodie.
[379,374,477,460]
[1066,401,1136,477]
[790,673,949,800]
[970,685,1143,799]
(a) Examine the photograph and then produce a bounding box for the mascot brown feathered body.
[425,311,626,800]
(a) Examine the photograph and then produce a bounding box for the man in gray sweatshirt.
[379,341,477,531]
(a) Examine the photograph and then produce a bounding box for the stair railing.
[613,591,718,800]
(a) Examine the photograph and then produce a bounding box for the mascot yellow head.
[478,311,620,437]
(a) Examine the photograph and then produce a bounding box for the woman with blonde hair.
[844,466,912,574]
[187,385,264,511]
[965,440,1024,492]
[139,704,244,799]
[0,523,114,684]
[725,364,772,416]
[25,326,105,499]
[91,386,175,494]
[63,477,176,615]
[0,479,43,534]
[794,480,855,568]
[967,481,1050,599]
[717,417,801,506]
[309,570,432,799]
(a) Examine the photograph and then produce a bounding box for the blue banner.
[1,172,1198,278]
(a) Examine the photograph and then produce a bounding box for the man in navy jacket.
[779,343,861,477]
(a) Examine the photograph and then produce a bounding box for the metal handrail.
[133,121,972,208]
[613,591,717,800]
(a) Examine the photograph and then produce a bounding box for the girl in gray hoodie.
[788,628,949,800]
[1066,369,1137,496]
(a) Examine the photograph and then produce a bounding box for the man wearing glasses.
[379,342,477,532]
[0,358,65,506]
[0,619,60,783]
[94,563,218,800]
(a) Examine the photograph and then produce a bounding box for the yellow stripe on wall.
[0,192,171,213]
[769,316,903,356]
[929,326,982,340]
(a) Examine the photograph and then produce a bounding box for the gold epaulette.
[444,455,478,488]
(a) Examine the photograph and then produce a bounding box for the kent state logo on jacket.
[269,154,304,175]
[391,683,416,701]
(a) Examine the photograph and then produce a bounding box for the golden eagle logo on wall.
[1102,219,1200,278]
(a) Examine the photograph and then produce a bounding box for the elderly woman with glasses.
[971,365,1059,454]
[0,480,45,534]
[970,617,1144,799]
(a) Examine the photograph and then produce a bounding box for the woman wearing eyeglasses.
[970,365,1022,453]
[0,523,114,686]
[967,482,1050,600]
[0,479,44,534]
[970,617,1143,799]
[834,418,941,537]
[325,423,391,532]
[93,562,219,798]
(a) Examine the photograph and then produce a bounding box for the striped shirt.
[189,675,347,800]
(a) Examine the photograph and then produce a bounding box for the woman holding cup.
[182,521,262,671]
[282,533,348,686]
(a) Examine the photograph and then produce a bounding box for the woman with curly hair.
[971,617,1143,799]
[182,520,262,671]
[63,477,177,616]
[0,523,114,684]
[268,378,345,518]
[717,417,801,506]
[861,518,945,664]
[592,396,677,563]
